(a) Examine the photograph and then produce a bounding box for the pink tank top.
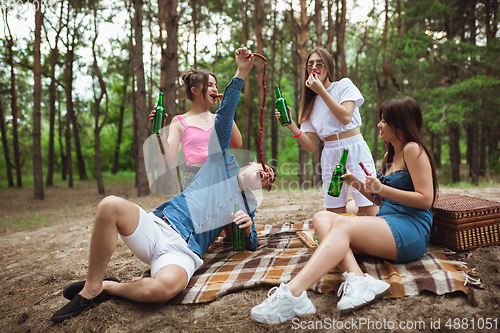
[175,115,213,165]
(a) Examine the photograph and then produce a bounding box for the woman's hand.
[364,175,383,195]
[149,107,156,123]
[305,73,325,95]
[149,106,168,127]
[275,105,294,126]
[342,169,365,192]
[231,210,253,235]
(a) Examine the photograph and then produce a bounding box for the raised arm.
[276,106,318,152]
[209,48,254,153]
[230,121,243,148]
[305,75,356,125]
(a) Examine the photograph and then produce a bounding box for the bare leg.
[358,205,379,216]
[103,264,188,303]
[79,195,140,300]
[288,211,396,297]
[326,206,347,214]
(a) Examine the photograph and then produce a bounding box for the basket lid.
[433,194,500,220]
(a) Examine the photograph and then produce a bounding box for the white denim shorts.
[120,205,204,286]
[321,134,376,209]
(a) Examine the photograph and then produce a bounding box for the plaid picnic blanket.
[169,221,470,305]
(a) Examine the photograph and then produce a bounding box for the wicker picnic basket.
[431,194,500,251]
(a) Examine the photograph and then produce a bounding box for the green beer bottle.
[152,92,165,135]
[152,93,165,154]
[328,149,349,197]
[232,203,245,251]
[275,85,292,126]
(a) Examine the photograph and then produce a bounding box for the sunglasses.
[305,62,324,70]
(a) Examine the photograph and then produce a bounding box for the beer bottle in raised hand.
[275,85,292,126]
[328,149,349,197]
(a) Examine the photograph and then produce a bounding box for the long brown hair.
[182,69,217,102]
[298,47,335,124]
[379,97,438,203]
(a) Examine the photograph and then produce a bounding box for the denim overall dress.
[376,164,433,263]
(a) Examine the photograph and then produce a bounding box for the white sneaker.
[337,272,390,314]
[251,283,316,324]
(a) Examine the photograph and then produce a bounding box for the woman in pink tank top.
[150,69,243,189]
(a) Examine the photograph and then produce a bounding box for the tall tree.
[64,3,75,188]
[485,0,500,168]
[314,0,323,46]
[92,2,110,195]
[44,3,64,187]
[33,6,44,199]
[241,0,252,165]
[157,0,182,194]
[269,0,278,169]
[290,0,311,187]
[372,0,390,162]
[112,81,129,174]
[132,0,150,196]
[0,96,14,187]
[335,0,347,79]
[254,0,266,161]
[311,0,324,188]
[4,11,22,187]
[191,0,198,69]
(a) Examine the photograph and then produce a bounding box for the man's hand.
[234,47,254,80]
[231,210,253,235]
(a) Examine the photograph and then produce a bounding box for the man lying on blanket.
[51,47,277,323]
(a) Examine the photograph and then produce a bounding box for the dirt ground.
[1,183,499,333]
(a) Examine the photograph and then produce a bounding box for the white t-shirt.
[300,78,364,141]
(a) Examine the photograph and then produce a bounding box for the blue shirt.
[153,77,259,258]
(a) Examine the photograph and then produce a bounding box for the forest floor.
[1,182,499,332]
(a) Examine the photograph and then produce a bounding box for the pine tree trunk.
[72,110,88,180]
[46,47,57,187]
[65,47,74,188]
[7,37,21,187]
[254,0,266,162]
[33,9,44,200]
[112,83,127,174]
[46,5,63,187]
[132,0,150,197]
[469,125,479,185]
[242,0,252,165]
[0,97,14,187]
[336,0,347,78]
[312,0,323,187]
[298,0,309,187]
[270,5,278,169]
[58,90,67,181]
[92,3,110,195]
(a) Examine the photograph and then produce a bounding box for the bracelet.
[293,129,302,138]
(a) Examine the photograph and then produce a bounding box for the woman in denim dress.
[251,97,438,324]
